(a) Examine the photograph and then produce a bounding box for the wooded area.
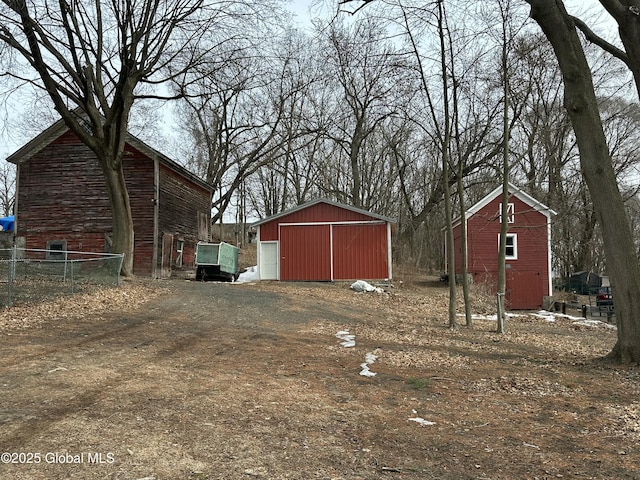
[1,0,640,360]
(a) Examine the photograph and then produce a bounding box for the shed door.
[259,242,278,280]
[332,223,388,280]
[506,270,543,309]
[280,225,331,281]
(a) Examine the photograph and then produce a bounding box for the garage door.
[280,225,331,281]
[332,223,388,280]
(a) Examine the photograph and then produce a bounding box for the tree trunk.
[527,0,640,363]
[100,160,135,277]
[497,3,511,334]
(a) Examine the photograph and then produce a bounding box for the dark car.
[596,286,613,307]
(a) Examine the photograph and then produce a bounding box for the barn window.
[498,233,518,260]
[500,203,514,223]
[46,240,67,260]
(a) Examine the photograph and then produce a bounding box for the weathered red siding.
[122,143,155,275]
[13,129,211,277]
[157,164,211,272]
[17,131,112,243]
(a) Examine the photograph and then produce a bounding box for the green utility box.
[195,241,239,281]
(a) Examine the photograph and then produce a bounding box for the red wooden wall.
[14,130,211,276]
[453,194,550,309]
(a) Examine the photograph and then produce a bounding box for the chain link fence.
[0,248,124,307]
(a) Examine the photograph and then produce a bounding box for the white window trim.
[498,233,518,260]
[500,202,515,224]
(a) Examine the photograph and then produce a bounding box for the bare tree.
[0,162,14,217]
[0,0,273,275]
[320,16,403,209]
[339,0,640,363]
[174,26,314,225]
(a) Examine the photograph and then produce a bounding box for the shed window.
[498,233,518,260]
[46,240,67,260]
[500,203,515,223]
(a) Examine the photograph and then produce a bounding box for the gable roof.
[252,198,396,227]
[6,113,213,193]
[452,182,557,228]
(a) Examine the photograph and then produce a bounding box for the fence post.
[7,245,15,306]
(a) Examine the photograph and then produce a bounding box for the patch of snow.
[530,311,616,329]
[350,280,384,293]
[336,330,356,347]
[236,265,259,283]
[359,365,376,377]
[457,313,522,321]
[572,319,617,330]
[360,352,378,377]
[408,417,436,426]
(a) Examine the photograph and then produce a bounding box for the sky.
[0,0,623,162]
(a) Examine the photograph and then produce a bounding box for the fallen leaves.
[0,281,163,333]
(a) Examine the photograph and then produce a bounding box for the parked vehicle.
[596,286,613,307]
[195,242,239,281]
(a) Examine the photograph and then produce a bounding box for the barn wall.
[16,131,112,243]
[467,196,548,277]
[14,130,208,277]
[122,144,156,275]
[279,224,331,281]
[157,163,211,273]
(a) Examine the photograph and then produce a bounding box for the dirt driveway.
[0,277,638,480]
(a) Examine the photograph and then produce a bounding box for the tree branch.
[571,15,630,66]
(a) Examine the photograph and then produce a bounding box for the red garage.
[253,199,394,282]
[449,183,555,310]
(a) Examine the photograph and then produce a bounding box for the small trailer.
[195,241,240,281]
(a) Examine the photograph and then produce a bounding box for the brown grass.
[0,269,637,480]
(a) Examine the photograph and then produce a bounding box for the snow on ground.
[458,310,616,330]
[236,266,259,283]
[336,330,356,348]
[350,280,384,293]
[532,310,617,329]
[335,330,378,376]
[359,352,378,377]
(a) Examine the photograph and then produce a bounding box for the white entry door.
[259,242,278,280]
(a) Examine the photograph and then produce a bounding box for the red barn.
[449,184,555,309]
[253,199,394,281]
[7,117,213,278]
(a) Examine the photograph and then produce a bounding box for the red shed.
[253,199,394,281]
[449,184,555,309]
[7,116,213,278]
